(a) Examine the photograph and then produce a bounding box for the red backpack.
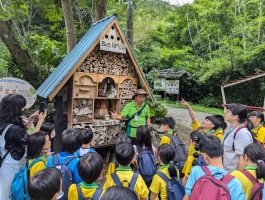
[240,170,263,200]
[190,166,234,200]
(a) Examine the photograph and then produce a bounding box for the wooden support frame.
[221,72,265,113]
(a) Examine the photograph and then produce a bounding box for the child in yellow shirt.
[181,98,226,155]
[27,131,51,177]
[231,143,265,200]
[103,143,149,200]
[249,111,265,146]
[149,144,184,200]
[68,152,104,200]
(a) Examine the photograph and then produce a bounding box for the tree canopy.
[0,0,264,106]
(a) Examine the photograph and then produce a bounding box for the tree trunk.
[61,0,76,53]
[0,19,39,87]
[96,0,108,21]
[127,0,134,48]
[91,0,97,23]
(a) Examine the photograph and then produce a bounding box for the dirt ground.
[96,104,211,187]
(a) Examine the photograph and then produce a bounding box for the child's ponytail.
[168,160,178,178]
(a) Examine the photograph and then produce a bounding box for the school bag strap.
[28,157,44,168]
[201,166,234,184]
[76,184,102,200]
[0,124,14,167]
[240,170,257,184]
[53,154,76,166]
[232,125,246,151]
[111,172,139,190]
[157,171,170,183]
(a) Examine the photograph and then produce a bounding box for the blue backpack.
[10,158,44,200]
[137,148,156,185]
[53,154,76,200]
[157,172,185,200]
[76,184,102,200]
[76,148,96,157]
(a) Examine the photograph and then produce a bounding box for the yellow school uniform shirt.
[106,162,116,177]
[160,129,176,145]
[182,154,196,177]
[29,156,47,178]
[252,124,265,146]
[68,182,101,200]
[103,166,149,199]
[149,164,178,200]
[230,166,264,200]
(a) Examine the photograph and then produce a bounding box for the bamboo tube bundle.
[119,79,137,98]
[76,45,137,77]
[72,99,93,123]
[107,125,123,143]
[91,126,106,146]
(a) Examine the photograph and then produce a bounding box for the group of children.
[8,100,265,200]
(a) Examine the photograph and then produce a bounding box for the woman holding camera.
[0,94,46,199]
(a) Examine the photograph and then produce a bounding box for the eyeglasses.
[57,191,64,199]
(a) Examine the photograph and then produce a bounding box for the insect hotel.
[37,14,154,151]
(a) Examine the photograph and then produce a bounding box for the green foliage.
[146,100,167,123]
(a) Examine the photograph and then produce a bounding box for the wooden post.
[263,94,265,114]
[221,86,226,114]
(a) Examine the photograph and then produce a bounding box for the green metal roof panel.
[36,15,116,98]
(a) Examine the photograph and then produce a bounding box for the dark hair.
[27,131,48,159]
[199,136,223,158]
[116,135,132,146]
[81,128,93,144]
[135,125,153,154]
[227,103,256,142]
[115,143,135,166]
[249,111,265,125]
[0,94,26,127]
[158,144,178,177]
[61,128,83,153]
[78,152,104,183]
[40,122,55,137]
[28,168,62,200]
[205,115,220,130]
[212,114,227,130]
[244,143,265,179]
[100,186,139,200]
[161,117,175,129]
[190,131,205,151]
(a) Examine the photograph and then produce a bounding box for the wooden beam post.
[221,86,226,114]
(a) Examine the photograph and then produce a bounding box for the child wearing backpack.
[231,143,265,200]
[28,168,62,200]
[160,117,187,170]
[68,152,104,200]
[75,128,95,157]
[46,128,83,200]
[182,131,206,186]
[103,142,149,200]
[106,135,134,177]
[149,144,184,200]
[134,125,156,187]
[183,136,245,200]
[27,131,51,177]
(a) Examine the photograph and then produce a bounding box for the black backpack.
[76,184,102,200]
[53,155,76,200]
[166,133,187,163]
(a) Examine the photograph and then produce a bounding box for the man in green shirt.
[110,89,151,143]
